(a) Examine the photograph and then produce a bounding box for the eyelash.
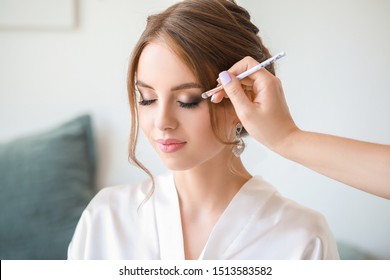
[138,99,200,109]
[138,99,155,106]
[178,101,200,109]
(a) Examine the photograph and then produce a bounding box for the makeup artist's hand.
[211,56,298,153]
[214,56,390,200]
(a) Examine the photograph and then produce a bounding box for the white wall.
[0,0,389,259]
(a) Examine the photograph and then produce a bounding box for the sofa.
[0,115,97,259]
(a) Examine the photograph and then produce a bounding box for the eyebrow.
[136,80,202,91]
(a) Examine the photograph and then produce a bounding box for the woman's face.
[136,41,235,171]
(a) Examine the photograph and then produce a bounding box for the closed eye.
[178,101,200,109]
[138,99,156,106]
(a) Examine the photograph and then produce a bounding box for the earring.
[232,123,245,157]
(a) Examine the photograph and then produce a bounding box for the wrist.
[273,127,303,159]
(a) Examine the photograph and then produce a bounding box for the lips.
[156,138,186,153]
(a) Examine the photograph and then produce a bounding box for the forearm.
[278,130,390,199]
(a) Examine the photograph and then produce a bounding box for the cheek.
[138,108,153,134]
[187,114,212,136]
[182,107,223,148]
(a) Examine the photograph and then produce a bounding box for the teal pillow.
[0,115,97,259]
[337,241,376,260]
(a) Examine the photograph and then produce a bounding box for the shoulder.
[247,176,335,240]
[243,176,339,259]
[83,172,172,215]
[89,179,151,210]
[67,174,169,259]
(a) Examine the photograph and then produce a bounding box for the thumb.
[219,71,254,117]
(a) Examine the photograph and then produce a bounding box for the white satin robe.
[68,173,339,259]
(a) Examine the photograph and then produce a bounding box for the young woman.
[68,0,339,260]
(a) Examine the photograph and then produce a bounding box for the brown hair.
[127,0,274,198]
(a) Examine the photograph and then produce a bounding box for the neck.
[173,148,251,212]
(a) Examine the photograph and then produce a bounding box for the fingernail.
[219,71,231,86]
[210,94,217,103]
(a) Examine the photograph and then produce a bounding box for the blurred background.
[0,0,389,259]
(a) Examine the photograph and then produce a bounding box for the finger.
[219,71,254,117]
[227,56,261,76]
[251,68,282,104]
[210,90,225,103]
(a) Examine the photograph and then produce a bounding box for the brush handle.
[201,52,285,99]
[236,52,286,80]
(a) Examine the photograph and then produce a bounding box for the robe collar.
[154,173,185,259]
[154,173,273,260]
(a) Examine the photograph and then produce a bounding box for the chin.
[163,160,195,171]
[157,154,199,171]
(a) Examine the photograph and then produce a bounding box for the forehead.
[137,41,197,87]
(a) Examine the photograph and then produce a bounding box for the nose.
[154,103,178,131]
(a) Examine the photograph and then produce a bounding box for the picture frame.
[0,0,77,30]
